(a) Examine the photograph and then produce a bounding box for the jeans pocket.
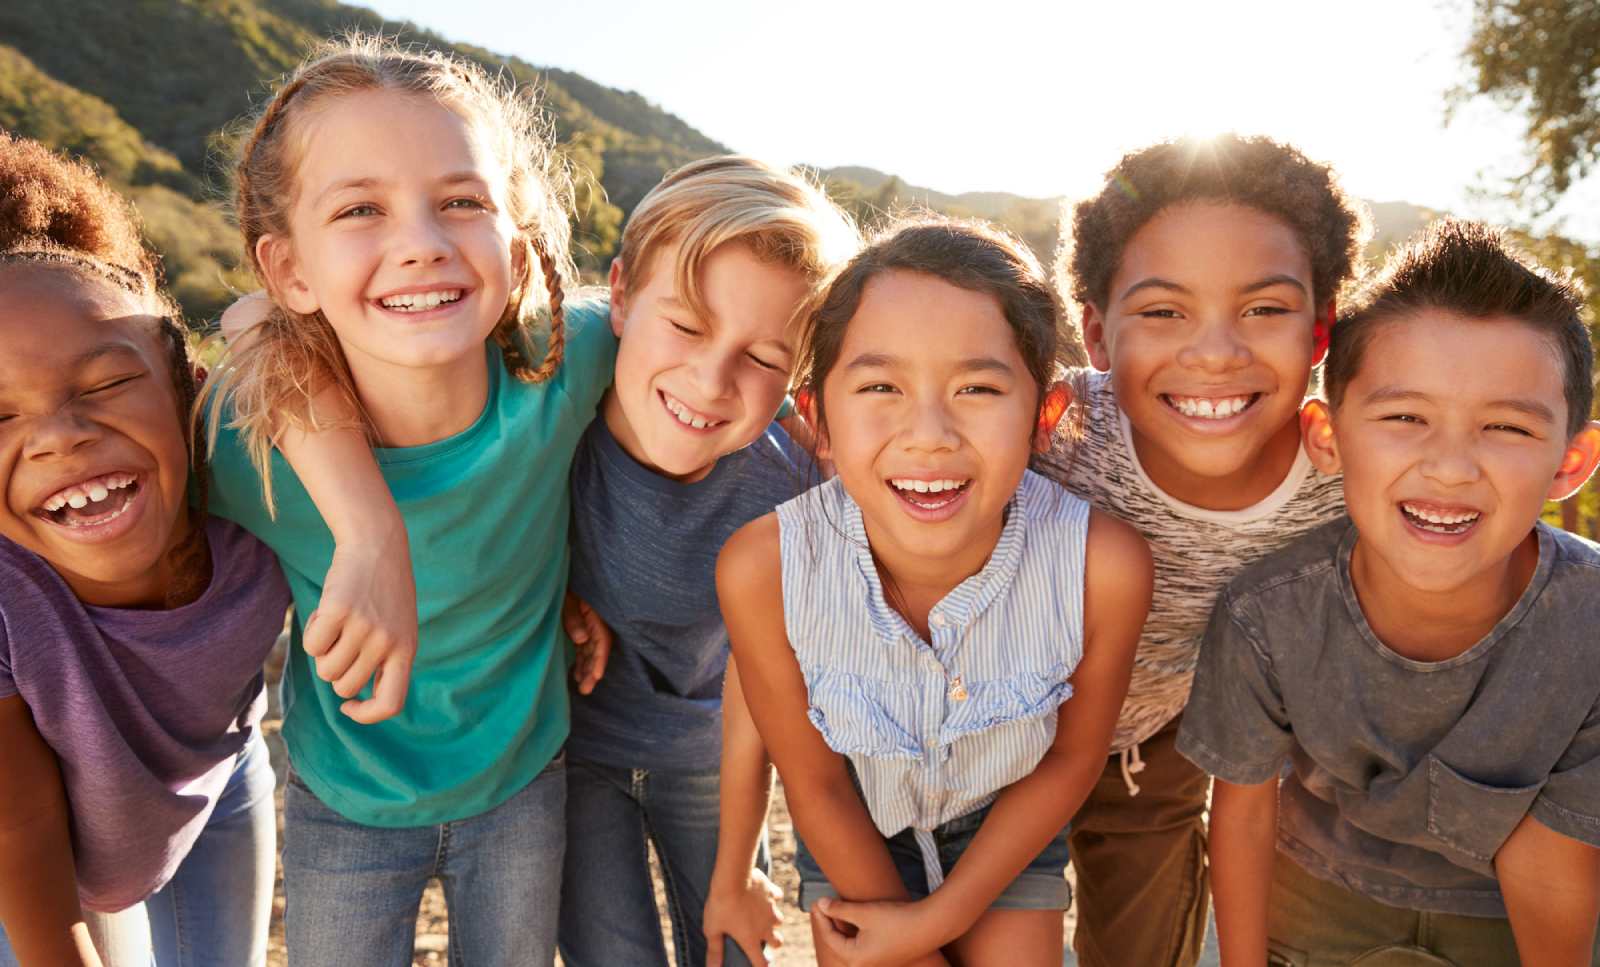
[1425,755,1543,870]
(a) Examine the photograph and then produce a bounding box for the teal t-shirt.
[207,299,616,826]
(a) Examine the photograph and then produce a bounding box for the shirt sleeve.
[1175,586,1294,784]
[554,297,618,416]
[0,614,14,700]
[1529,694,1600,848]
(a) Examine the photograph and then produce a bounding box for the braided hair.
[207,34,576,508]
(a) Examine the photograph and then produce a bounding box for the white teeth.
[1401,502,1481,530]
[379,289,463,311]
[40,473,137,514]
[1168,394,1253,419]
[662,393,723,429]
[890,478,968,493]
[87,483,109,502]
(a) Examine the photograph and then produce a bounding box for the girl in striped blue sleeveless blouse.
[717,217,1153,967]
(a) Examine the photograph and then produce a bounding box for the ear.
[1548,421,1600,501]
[1033,379,1074,453]
[607,258,627,338]
[797,386,829,460]
[1312,299,1336,366]
[254,234,319,316]
[1082,303,1111,372]
[1300,399,1341,475]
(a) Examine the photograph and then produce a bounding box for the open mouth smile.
[659,390,728,431]
[32,471,146,542]
[375,288,466,314]
[887,477,972,521]
[1160,392,1263,422]
[1399,500,1482,538]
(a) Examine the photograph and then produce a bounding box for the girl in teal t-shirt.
[201,35,612,965]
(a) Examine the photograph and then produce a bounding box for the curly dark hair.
[0,133,210,594]
[1059,134,1370,315]
[1327,218,1594,438]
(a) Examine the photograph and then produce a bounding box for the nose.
[1417,429,1483,489]
[901,395,960,454]
[24,407,102,462]
[685,348,737,402]
[1176,314,1252,374]
[393,211,453,268]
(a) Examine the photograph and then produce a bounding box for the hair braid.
[493,233,567,383]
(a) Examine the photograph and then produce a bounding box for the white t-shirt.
[1044,369,1345,752]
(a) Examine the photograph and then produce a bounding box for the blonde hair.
[203,33,576,510]
[616,156,859,344]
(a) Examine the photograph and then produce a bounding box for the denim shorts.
[794,801,1071,911]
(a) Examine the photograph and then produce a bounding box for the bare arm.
[0,696,101,967]
[704,657,783,966]
[1210,777,1278,967]
[716,515,910,904]
[220,295,416,723]
[916,510,1149,942]
[1497,811,1600,967]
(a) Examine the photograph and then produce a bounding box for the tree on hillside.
[1455,0,1600,205]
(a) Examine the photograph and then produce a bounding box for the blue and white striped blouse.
[776,469,1089,891]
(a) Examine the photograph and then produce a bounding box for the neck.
[348,347,491,448]
[861,513,1003,642]
[1131,416,1302,511]
[67,511,210,610]
[1349,531,1539,663]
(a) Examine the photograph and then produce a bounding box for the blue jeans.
[0,732,276,967]
[558,757,766,967]
[282,752,566,967]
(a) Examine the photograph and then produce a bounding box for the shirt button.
[929,612,947,629]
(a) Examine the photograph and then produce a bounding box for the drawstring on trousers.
[1119,743,1146,797]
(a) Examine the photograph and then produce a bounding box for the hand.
[811,897,949,967]
[218,290,273,341]
[704,867,784,966]
[563,593,612,695]
[304,530,418,724]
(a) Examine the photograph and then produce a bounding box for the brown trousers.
[1069,721,1211,967]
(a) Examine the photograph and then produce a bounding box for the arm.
[0,696,102,967]
[908,510,1150,943]
[703,656,783,966]
[1496,811,1600,967]
[1210,778,1279,967]
[220,295,416,723]
[716,516,910,904]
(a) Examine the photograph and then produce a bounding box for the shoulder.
[1221,516,1350,616]
[1083,509,1153,615]
[557,293,618,383]
[1546,522,1600,572]
[718,513,782,593]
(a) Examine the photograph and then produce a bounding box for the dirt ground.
[261,641,1218,966]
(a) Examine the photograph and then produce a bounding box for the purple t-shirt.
[0,516,289,912]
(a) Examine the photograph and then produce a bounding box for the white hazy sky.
[363,0,1600,241]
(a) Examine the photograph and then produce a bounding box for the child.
[0,135,289,966]
[558,156,857,967]
[1180,219,1600,967]
[200,37,612,964]
[719,217,1152,966]
[1038,134,1366,967]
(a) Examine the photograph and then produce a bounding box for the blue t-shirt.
[566,414,806,771]
[207,300,616,826]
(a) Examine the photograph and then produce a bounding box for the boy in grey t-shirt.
[1179,220,1600,966]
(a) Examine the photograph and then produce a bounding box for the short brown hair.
[616,155,858,341]
[1059,134,1369,314]
[1325,218,1595,438]
[798,215,1077,433]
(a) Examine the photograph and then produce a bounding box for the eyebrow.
[314,171,491,208]
[844,352,1014,375]
[72,343,144,368]
[1119,274,1308,302]
[1362,386,1557,423]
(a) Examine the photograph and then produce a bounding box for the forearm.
[711,707,774,882]
[788,775,911,902]
[1210,779,1279,967]
[1497,814,1600,967]
[0,827,98,966]
[919,745,1099,943]
[274,401,400,548]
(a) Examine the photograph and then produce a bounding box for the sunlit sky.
[363,0,1600,242]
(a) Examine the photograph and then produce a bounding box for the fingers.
[341,649,414,724]
[302,605,342,657]
[562,592,590,644]
[573,623,612,696]
[810,905,853,959]
[705,930,724,967]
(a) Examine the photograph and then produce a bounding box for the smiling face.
[603,240,809,481]
[0,265,192,607]
[261,88,519,392]
[1313,310,1591,594]
[1085,202,1322,508]
[818,270,1039,571]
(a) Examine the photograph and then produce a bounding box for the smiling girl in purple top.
[0,134,289,967]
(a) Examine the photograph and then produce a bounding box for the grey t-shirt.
[0,517,290,912]
[1178,517,1600,917]
[566,415,806,771]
